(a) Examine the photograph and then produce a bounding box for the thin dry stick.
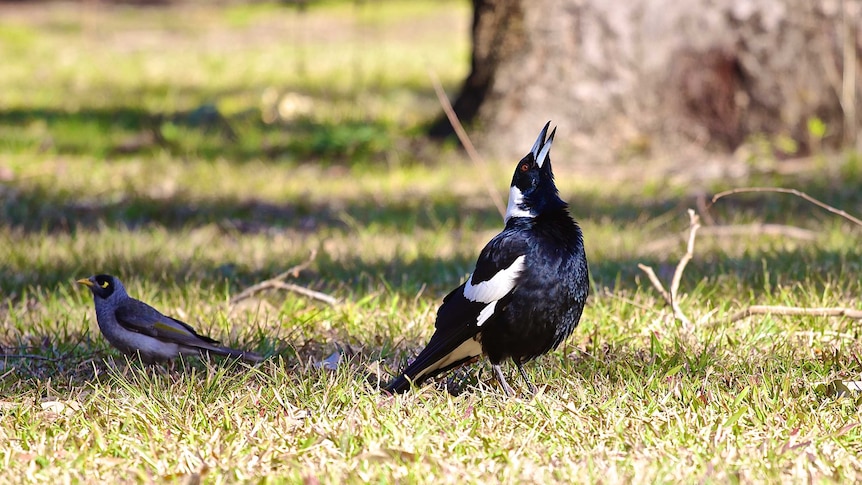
[727,305,862,324]
[641,224,818,255]
[841,0,857,148]
[670,209,701,315]
[697,224,818,240]
[0,346,90,362]
[230,250,337,306]
[260,281,337,306]
[1,354,61,361]
[428,70,506,217]
[636,264,671,304]
[710,189,862,323]
[646,189,862,327]
[637,209,699,327]
[711,187,862,228]
[695,192,716,226]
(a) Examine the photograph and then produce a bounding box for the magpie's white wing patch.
[464,255,526,304]
[476,301,497,327]
[504,186,534,223]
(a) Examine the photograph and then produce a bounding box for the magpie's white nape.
[384,121,589,397]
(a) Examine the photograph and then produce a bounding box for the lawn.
[1,1,862,483]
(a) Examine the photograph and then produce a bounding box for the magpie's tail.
[382,345,481,394]
[382,318,484,394]
[383,375,412,394]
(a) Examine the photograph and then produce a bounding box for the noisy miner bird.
[384,122,589,396]
[78,274,263,364]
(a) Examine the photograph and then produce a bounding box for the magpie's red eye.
[520,163,529,172]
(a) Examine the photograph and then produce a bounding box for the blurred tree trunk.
[428,0,524,138]
[433,0,862,164]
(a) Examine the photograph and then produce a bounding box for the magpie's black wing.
[384,228,529,393]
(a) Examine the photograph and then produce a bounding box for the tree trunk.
[435,0,862,164]
[428,0,525,138]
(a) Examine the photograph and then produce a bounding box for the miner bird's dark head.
[504,121,566,223]
[77,274,125,301]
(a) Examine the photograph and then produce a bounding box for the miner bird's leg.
[492,364,515,397]
[515,358,537,395]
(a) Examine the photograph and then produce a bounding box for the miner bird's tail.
[191,342,265,364]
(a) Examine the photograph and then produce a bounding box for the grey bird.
[77,274,263,364]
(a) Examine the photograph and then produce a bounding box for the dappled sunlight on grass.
[0,0,468,164]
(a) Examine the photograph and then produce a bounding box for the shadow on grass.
[0,105,399,164]
[4,171,862,295]
[2,183,653,296]
[3,167,862,392]
[1,78,434,164]
[0,345,288,395]
[3,184,500,234]
[4,245,860,393]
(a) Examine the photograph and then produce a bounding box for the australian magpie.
[384,122,589,396]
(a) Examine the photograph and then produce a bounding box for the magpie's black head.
[77,274,121,299]
[505,121,565,222]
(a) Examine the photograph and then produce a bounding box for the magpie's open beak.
[530,121,551,159]
[76,278,94,288]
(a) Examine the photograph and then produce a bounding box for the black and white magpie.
[384,122,589,396]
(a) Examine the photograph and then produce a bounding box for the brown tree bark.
[434,0,862,164]
[428,0,525,138]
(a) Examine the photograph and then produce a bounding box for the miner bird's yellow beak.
[76,278,94,287]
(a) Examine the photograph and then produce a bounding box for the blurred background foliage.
[0,0,470,168]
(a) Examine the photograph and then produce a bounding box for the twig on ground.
[639,188,862,330]
[253,281,337,306]
[671,210,701,309]
[841,0,858,148]
[699,224,818,240]
[1,354,62,361]
[230,250,337,306]
[1,346,88,362]
[428,70,506,218]
[695,191,716,226]
[636,264,671,305]
[711,187,862,228]
[638,209,700,327]
[727,305,862,324]
[640,224,818,254]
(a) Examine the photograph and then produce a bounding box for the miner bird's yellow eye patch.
[100,281,110,288]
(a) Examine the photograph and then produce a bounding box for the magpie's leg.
[514,358,537,395]
[492,364,515,397]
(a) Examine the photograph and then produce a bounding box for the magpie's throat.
[504,186,534,223]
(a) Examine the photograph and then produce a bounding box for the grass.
[2,1,862,483]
